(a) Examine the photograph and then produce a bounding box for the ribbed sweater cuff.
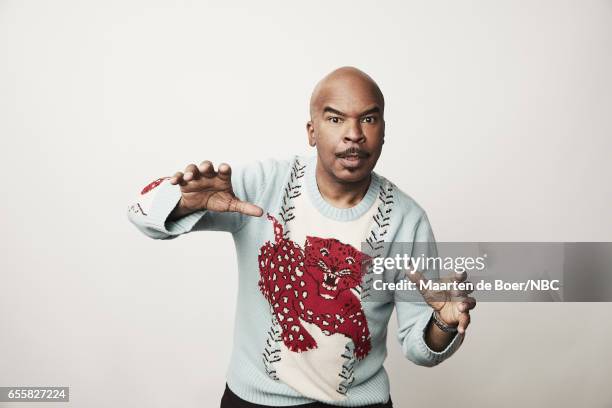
[415,310,464,365]
[144,180,207,236]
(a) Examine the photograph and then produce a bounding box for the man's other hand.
[406,267,476,335]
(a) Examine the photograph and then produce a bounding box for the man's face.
[307,78,385,184]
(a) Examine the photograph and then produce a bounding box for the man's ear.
[306,121,316,147]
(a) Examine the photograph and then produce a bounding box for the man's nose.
[344,120,365,143]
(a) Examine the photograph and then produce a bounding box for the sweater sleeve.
[126,159,274,240]
[393,211,465,367]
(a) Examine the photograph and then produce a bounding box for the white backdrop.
[1,1,611,407]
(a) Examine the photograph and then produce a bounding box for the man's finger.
[449,290,473,298]
[449,281,475,297]
[228,198,264,217]
[453,271,468,283]
[183,164,200,182]
[406,269,427,286]
[458,297,477,312]
[217,162,232,181]
[405,270,450,304]
[199,161,216,178]
[406,270,433,295]
[457,312,471,334]
[170,171,185,186]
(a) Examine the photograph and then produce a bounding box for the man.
[127,67,476,407]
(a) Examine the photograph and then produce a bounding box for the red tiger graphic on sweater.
[258,214,372,360]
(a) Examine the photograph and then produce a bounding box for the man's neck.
[314,161,372,209]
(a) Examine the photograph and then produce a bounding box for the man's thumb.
[230,199,264,217]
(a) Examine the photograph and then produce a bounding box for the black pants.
[220,384,393,408]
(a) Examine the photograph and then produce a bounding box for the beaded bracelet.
[432,310,458,333]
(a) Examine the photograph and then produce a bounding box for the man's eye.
[361,116,376,123]
[328,116,342,124]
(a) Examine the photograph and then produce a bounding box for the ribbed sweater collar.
[303,155,380,222]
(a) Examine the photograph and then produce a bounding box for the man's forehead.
[311,84,384,117]
[309,67,385,116]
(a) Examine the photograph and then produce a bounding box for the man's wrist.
[432,310,458,333]
[168,198,196,221]
[424,311,456,352]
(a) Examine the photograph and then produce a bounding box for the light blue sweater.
[127,155,464,406]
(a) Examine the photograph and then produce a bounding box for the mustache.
[335,147,370,158]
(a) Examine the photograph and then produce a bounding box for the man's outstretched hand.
[406,266,476,335]
[168,161,264,220]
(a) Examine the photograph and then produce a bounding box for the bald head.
[309,67,385,119]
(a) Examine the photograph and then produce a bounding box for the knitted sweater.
[127,154,464,406]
